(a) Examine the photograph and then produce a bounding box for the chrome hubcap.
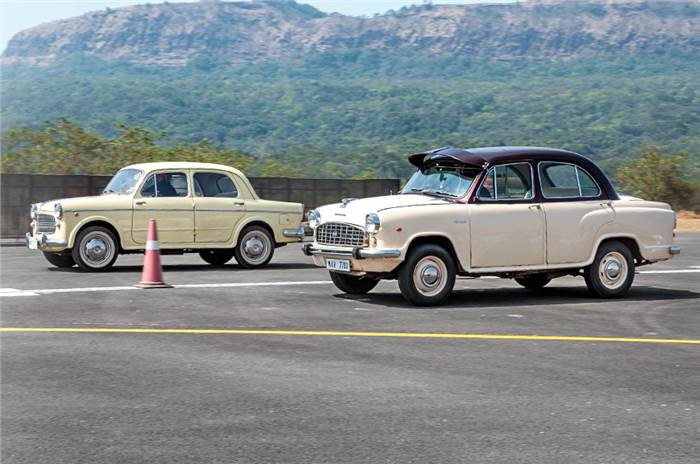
[80,232,114,268]
[241,231,270,264]
[420,265,440,287]
[413,256,447,297]
[244,237,264,257]
[599,251,627,289]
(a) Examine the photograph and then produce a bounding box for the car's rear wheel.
[515,274,551,290]
[584,241,635,298]
[329,272,379,295]
[71,226,118,271]
[199,249,235,266]
[234,226,274,268]
[42,252,75,268]
[398,244,456,306]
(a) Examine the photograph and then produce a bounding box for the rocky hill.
[3,0,700,65]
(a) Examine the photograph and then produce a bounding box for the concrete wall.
[0,174,401,239]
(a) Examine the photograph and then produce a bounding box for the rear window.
[539,163,600,198]
[193,172,239,198]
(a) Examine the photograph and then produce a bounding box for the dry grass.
[676,211,700,232]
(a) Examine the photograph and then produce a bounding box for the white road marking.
[637,269,700,274]
[0,281,334,297]
[0,288,39,297]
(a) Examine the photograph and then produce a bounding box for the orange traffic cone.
[137,219,172,289]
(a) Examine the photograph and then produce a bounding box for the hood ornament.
[340,198,358,208]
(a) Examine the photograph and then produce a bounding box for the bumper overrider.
[282,225,306,238]
[303,243,400,259]
[25,232,68,250]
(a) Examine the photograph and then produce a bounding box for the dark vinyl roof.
[408,146,586,168]
[408,146,619,200]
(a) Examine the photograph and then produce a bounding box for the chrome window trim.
[475,162,535,202]
[538,161,602,200]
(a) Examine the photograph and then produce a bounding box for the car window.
[193,172,239,198]
[577,168,601,197]
[477,163,533,201]
[539,162,600,198]
[140,172,189,198]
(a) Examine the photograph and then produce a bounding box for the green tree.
[616,147,699,210]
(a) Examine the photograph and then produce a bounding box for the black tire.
[515,274,551,290]
[71,225,119,271]
[329,271,379,295]
[233,225,274,268]
[398,244,456,306]
[199,249,235,266]
[584,240,635,298]
[42,252,75,268]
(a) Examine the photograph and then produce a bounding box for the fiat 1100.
[27,162,304,271]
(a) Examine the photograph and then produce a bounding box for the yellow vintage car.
[26,162,305,271]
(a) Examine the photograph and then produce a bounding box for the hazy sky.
[0,0,514,53]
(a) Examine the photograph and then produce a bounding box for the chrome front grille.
[316,222,366,247]
[36,214,56,234]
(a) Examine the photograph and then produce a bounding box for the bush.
[616,147,700,210]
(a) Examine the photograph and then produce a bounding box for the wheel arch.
[594,235,643,263]
[405,234,463,272]
[235,219,277,245]
[69,219,123,251]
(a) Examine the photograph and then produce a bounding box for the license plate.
[27,238,38,250]
[326,258,351,272]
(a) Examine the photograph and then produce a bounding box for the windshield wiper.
[421,189,459,199]
[103,188,118,195]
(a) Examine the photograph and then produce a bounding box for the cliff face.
[3,0,700,65]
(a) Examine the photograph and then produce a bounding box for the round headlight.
[30,204,38,220]
[365,213,380,234]
[308,209,321,228]
[53,203,64,220]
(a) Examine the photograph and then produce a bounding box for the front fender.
[67,215,127,249]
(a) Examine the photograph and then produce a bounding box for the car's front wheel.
[584,241,635,298]
[42,252,75,268]
[398,244,456,306]
[329,272,379,295]
[199,250,235,266]
[234,225,274,268]
[71,226,119,271]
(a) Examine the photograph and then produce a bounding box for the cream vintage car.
[26,162,304,271]
[304,147,680,306]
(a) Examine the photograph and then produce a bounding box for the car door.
[132,170,195,245]
[192,171,247,243]
[538,162,615,264]
[469,162,546,268]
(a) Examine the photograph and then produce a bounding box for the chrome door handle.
[528,204,541,210]
[135,200,147,206]
[233,200,245,206]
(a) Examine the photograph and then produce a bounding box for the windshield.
[401,165,479,198]
[103,169,144,195]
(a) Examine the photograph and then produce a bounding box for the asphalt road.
[1,233,699,463]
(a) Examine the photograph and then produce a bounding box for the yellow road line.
[1,328,699,345]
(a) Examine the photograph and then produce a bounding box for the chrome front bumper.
[302,243,400,259]
[25,232,68,250]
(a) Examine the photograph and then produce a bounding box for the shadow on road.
[47,262,319,273]
[334,286,700,309]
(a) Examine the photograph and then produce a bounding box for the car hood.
[317,194,450,226]
[36,194,128,213]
